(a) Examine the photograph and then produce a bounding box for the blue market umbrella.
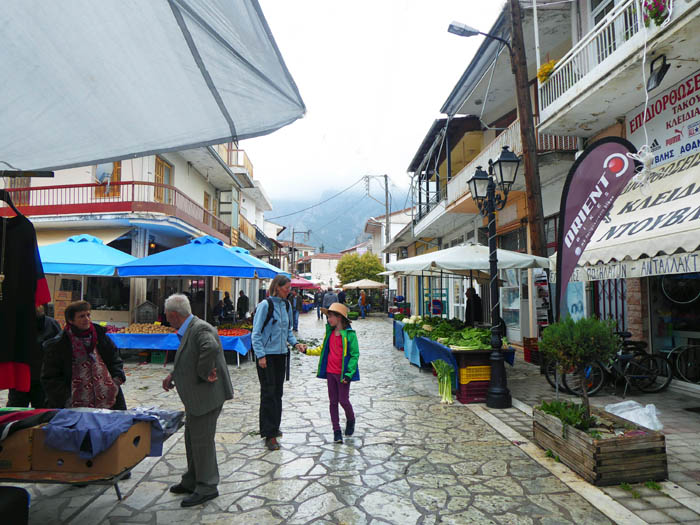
[117,236,276,278]
[230,246,290,278]
[40,234,136,276]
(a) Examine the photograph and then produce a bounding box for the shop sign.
[558,249,700,283]
[627,69,700,166]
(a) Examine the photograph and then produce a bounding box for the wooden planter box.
[533,405,667,486]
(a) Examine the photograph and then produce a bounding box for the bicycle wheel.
[543,359,571,394]
[676,346,700,383]
[627,355,673,393]
[563,362,606,397]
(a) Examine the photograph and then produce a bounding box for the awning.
[2,0,305,171]
[40,234,136,276]
[36,228,132,247]
[581,154,700,265]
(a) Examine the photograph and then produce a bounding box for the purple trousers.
[327,373,355,431]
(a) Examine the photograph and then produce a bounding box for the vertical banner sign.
[555,137,639,320]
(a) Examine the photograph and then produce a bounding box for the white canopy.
[342,279,387,290]
[386,243,550,273]
[1,0,305,171]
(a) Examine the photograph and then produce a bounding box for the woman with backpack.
[252,275,307,451]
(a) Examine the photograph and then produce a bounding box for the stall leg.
[114,483,122,501]
[237,351,240,369]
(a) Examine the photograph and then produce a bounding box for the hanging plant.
[643,0,670,28]
[537,59,557,84]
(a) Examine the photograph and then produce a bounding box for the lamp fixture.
[468,166,490,204]
[647,54,670,92]
[447,21,481,38]
[492,146,521,194]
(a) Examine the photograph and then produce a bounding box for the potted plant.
[643,0,670,28]
[534,317,667,485]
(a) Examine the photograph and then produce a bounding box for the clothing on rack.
[0,215,51,392]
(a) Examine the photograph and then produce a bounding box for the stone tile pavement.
[1,313,615,524]
[486,349,700,524]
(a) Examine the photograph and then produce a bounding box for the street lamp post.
[468,146,520,409]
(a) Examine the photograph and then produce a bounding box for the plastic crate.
[151,351,167,364]
[457,380,489,404]
[524,348,541,365]
[459,365,491,385]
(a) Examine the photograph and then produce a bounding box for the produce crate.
[151,350,168,364]
[459,365,491,385]
[457,380,489,404]
[524,348,541,365]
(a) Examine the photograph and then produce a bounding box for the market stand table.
[107,332,252,367]
[414,337,515,404]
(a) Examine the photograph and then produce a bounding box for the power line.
[267,178,364,220]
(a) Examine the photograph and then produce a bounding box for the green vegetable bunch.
[432,359,454,404]
[447,327,492,348]
[539,399,597,432]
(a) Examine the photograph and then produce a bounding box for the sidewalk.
[485,353,700,524]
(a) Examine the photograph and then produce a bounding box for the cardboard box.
[0,427,34,472]
[32,422,151,476]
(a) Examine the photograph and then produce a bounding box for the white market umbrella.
[386,243,549,273]
[1,0,305,171]
[342,279,388,290]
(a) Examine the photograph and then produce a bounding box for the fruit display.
[218,328,250,337]
[220,322,253,331]
[117,323,175,334]
[104,325,121,333]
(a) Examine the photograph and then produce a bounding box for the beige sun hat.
[320,302,350,323]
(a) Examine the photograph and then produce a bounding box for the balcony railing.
[214,143,254,179]
[539,0,644,114]
[0,181,230,243]
[238,214,257,247]
[254,224,275,253]
[447,118,578,205]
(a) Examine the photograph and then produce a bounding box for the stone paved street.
[2,313,613,524]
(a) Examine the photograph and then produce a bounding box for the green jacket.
[316,324,360,381]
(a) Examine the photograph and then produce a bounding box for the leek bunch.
[432,359,454,404]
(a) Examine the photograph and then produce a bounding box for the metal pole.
[385,174,391,307]
[485,173,512,409]
[291,227,295,276]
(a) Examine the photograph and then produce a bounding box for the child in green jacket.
[317,303,360,443]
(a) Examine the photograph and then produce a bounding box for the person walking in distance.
[162,294,233,507]
[321,287,338,321]
[236,290,249,320]
[252,275,307,451]
[290,289,302,332]
[314,289,324,320]
[359,290,368,319]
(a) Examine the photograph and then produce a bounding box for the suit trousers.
[257,354,286,438]
[181,405,222,495]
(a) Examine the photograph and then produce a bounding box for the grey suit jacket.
[172,316,233,416]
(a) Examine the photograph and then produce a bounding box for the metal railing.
[447,118,578,205]
[254,224,275,253]
[0,181,231,243]
[539,0,645,113]
[214,143,254,179]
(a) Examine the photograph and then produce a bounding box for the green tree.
[336,252,384,284]
[539,316,618,419]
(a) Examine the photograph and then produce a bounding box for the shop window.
[499,227,526,253]
[544,215,559,256]
[95,162,121,198]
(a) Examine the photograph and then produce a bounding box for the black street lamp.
[467,146,521,409]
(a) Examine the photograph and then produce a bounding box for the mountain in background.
[267,188,409,253]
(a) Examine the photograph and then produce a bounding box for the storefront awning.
[580,154,700,266]
[36,228,132,247]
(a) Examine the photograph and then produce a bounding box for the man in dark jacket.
[290,289,303,332]
[236,290,249,320]
[7,305,61,408]
[42,301,127,410]
[314,290,324,320]
[337,289,346,304]
[465,287,484,326]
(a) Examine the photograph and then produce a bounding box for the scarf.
[66,323,118,409]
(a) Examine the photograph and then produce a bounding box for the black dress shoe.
[170,483,194,495]
[181,491,218,507]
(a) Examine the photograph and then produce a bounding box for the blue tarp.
[108,332,251,355]
[393,321,405,350]
[117,236,281,278]
[403,334,421,367]
[40,234,136,276]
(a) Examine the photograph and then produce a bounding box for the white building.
[297,253,342,289]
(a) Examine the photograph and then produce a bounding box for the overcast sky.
[242,0,504,201]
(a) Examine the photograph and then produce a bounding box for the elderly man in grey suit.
[162,294,233,507]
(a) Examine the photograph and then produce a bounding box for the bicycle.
[543,331,673,397]
[664,344,700,383]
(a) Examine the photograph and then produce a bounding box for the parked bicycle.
[663,344,700,384]
[543,331,673,397]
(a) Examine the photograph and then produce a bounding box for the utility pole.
[384,174,390,266]
[509,0,546,257]
[290,228,311,277]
